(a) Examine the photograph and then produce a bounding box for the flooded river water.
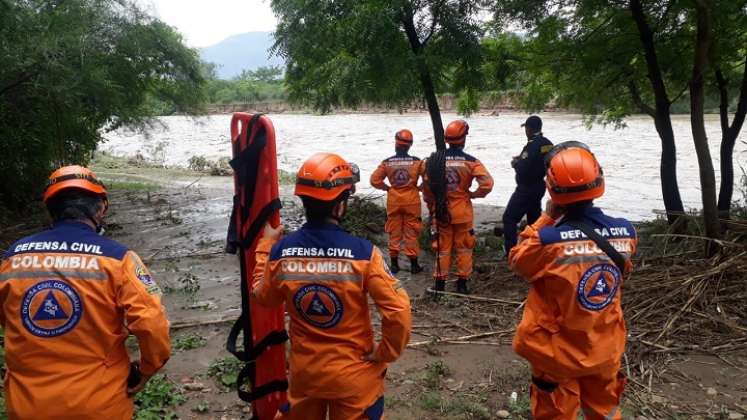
[101,112,746,220]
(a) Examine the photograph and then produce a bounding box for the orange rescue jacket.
[252,222,411,400]
[370,152,422,209]
[509,208,637,379]
[0,221,170,419]
[423,147,494,224]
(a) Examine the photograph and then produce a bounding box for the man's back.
[252,221,411,399]
[0,221,170,419]
[514,133,553,187]
[371,153,422,207]
[442,148,493,224]
[509,206,637,378]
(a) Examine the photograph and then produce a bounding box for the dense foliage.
[0,0,206,210]
[271,0,491,147]
[204,65,287,104]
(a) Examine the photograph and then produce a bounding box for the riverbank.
[1,155,745,419]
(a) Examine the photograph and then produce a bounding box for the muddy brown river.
[101,112,746,220]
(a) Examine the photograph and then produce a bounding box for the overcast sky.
[138,0,277,48]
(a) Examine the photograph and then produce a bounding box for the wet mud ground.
[4,159,742,419]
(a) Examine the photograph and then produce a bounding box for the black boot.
[434,279,445,292]
[432,279,446,300]
[456,278,470,295]
[409,257,423,274]
[390,256,400,274]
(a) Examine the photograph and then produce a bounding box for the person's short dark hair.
[301,190,351,222]
[46,189,104,223]
[395,145,410,154]
[521,115,543,132]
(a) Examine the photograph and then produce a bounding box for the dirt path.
[91,159,747,420]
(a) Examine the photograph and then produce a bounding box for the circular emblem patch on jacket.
[21,280,83,337]
[293,284,343,329]
[577,264,621,311]
[392,168,411,187]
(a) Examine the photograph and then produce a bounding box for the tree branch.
[729,55,747,136]
[0,72,37,97]
[628,80,656,117]
[629,0,672,112]
[400,5,422,54]
[715,68,730,133]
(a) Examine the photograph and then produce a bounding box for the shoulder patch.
[135,264,161,295]
[540,145,553,154]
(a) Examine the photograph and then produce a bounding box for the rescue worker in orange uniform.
[423,120,494,295]
[0,166,171,420]
[370,129,424,274]
[251,152,412,420]
[509,142,637,420]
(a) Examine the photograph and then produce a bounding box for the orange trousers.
[530,368,626,420]
[385,205,422,258]
[277,382,384,420]
[432,222,475,279]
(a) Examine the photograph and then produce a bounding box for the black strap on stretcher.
[565,218,627,275]
[224,114,288,408]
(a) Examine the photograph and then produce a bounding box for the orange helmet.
[395,129,414,147]
[295,152,360,201]
[445,120,469,145]
[43,165,108,203]
[545,141,605,205]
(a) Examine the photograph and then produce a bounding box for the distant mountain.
[200,32,284,80]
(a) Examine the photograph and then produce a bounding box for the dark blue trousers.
[503,185,546,255]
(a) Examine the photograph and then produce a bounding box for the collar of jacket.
[527,132,544,143]
[302,221,344,231]
[52,220,95,232]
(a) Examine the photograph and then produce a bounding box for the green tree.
[271,0,490,149]
[238,66,284,82]
[494,0,747,236]
[0,0,206,210]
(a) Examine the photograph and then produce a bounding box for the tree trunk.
[400,8,445,150]
[419,70,445,150]
[690,0,721,241]
[629,0,685,224]
[715,58,747,216]
[654,114,685,224]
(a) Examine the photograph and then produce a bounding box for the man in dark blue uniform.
[502,115,553,256]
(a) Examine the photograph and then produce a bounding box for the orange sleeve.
[470,160,494,199]
[366,248,411,363]
[251,237,284,306]
[119,251,171,376]
[508,213,556,282]
[370,162,389,191]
